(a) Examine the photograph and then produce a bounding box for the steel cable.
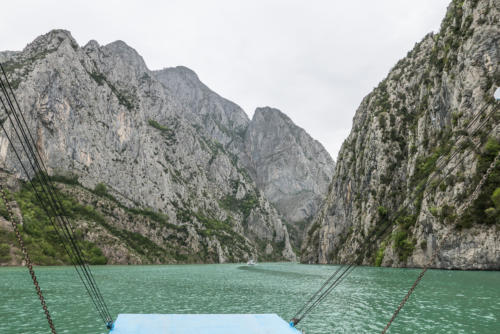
[0,64,113,327]
[0,92,110,326]
[0,64,112,324]
[291,99,498,327]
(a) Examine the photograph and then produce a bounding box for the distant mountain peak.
[157,66,201,81]
[253,106,294,125]
[24,29,78,55]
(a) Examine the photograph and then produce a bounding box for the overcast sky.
[1,0,450,159]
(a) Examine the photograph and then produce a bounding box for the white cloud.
[0,0,450,159]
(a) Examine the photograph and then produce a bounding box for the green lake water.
[0,263,499,333]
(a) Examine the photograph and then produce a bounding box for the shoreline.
[1,262,499,272]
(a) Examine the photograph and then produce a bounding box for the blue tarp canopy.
[110,314,301,334]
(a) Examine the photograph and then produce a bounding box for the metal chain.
[381,150,500,334]
[0,183,57,334]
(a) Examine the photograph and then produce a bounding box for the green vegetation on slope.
[148,119,177,145]
[8,182,107,265]
[0,173,265,265]
[220,192,258,222]
[0,177,180,265]
[459,138,500,228]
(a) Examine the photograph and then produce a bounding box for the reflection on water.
[0,263,499,334]
[237,265,323,278]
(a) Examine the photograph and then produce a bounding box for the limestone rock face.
[153,66,249,151]
[243,107,335,246]
[302,0,500,269]
[0,29,296,262]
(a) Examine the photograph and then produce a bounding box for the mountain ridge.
[0,29,334,264]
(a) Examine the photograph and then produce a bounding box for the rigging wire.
[0,101,110,326]
[296,100,497,324]
[0,78,111,327]
[0,64,113,325]
[0,63,113,328]
[0,75,113,327]
[291,264,347,323]
[381,148,500,334]
[292,264,355,325]
[291,99,498,327]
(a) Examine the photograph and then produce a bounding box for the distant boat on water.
[247,259,257,266]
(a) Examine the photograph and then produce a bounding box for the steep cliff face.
[153,66,249,153]
[0,30,296,263]
[243,107,335,247]
[302,0,500,269]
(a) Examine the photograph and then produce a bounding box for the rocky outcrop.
[153,66,249,153]
[302,0,500,269]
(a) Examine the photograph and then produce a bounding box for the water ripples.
[0,264,499,333]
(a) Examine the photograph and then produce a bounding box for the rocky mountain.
[243,107,335,247]
[153,66,335,248]
[302,0,500,269]
[0,29,333,265]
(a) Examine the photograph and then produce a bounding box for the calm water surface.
[0,263,499,333]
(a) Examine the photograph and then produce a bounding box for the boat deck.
[109,314,301,334]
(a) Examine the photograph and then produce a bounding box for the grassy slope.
[0,176,256,265]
